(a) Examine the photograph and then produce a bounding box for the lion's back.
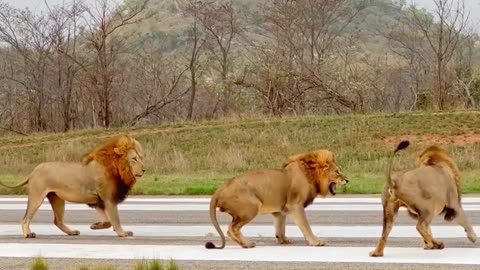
[30,162,94,186]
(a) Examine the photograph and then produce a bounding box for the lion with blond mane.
[0,135,145,238]
[205,149,349,249]
[370,141,477,257]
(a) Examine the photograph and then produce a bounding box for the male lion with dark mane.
[0,135,145,238]
[205,149,348,249]
[370,141,477,257]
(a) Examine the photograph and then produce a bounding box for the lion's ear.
[114,147,126,156]
[318,162,330,171]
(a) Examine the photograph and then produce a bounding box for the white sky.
[1,0,121,11]
[413,0,480,26]
[3,0,480,28]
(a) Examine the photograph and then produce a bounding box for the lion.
[0,135,145,238]
[205,149,349,249]
[370,141,477,257]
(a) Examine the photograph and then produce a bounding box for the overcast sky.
[414,0,480,25]
[3,0,480,26]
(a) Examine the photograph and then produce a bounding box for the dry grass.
[1,112,480,194]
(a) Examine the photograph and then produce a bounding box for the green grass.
[134,259,179,270]
[29,258,180,270]
[1,112,480,195]
[31,257,48,270]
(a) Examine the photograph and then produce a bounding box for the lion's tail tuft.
[386,141,410,188]
[205,194,226,249]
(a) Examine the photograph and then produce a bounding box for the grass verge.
[1,112,479,195]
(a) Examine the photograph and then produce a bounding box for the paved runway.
[0,196,479,269]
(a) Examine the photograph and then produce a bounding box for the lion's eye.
[133,157,138,162]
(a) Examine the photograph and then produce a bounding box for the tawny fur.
[370,142,477,257]
[416,146,462,201]
[205,149,348,249]
[0,135,145,238]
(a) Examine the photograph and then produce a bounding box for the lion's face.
[326,164,348,195]
[127,149,145,178]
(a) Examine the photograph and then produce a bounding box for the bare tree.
[184,0,206,120]
[46,0,84,131]
[127,46,189,126]
[194,0,241,116]
[80,0,149,127]
[0,4,53,131]
[240,0,367,115]
[409,0,471,109]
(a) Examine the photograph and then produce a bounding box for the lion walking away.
[205,149,349,249]
[0,135,145,238]
[370,141,477,257]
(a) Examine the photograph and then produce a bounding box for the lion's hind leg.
[370,199,400,257]
[225,198,259,248]
[47,193,80,236]
[416,210,444,250]
[451,207,477,243]
[22,191,48,238]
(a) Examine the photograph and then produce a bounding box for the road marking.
[0,243,478,264]
[2,197,480,203]
[0,224,476,239]
[2,203,480,211]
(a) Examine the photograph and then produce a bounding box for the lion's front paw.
[116,231,133,237]
[90,221,112,230]
[434,241,444,249]
[369,250,383,257]
[277,238,291,244]
[308,239,326,246]
[467,231,477,243]
[24,232,36,238]
[68,230,80,236]
[242,241,256,248]
[276,235,291,244]
[424,240,444,250]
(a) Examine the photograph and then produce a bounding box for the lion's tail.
[0,176,29,189]
[386,141,410,188]
[205,194,226,249]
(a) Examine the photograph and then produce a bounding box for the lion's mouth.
[329,183,337,195]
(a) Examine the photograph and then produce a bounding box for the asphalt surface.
[0,196,478,269]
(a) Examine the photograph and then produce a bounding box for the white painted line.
[2,203,480,211]
[0,224,477,239]
[0,243,479,264]
[1,197,480,203]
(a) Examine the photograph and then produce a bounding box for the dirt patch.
[383,134,480,147]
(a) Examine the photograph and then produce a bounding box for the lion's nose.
[142,169,146,173]
[345,179,349,183]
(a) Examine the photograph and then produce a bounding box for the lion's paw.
[276,235,291,244]
[424,241,444,250]
[277,238,291,244]
[369,250,383,257]
[468,232,477,243]
[242,241,256,248]
[90,221,112,230]
[117,231,133,237]
[24,232,36,238]
[68,230,80,236]
[308,239,326,246]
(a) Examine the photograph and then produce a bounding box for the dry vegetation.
[0,0,478,135]
[30,257,179,270]
[1,112,479,195]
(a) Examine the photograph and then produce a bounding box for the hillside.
[0,112,479,195]
[124,0,400,52]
